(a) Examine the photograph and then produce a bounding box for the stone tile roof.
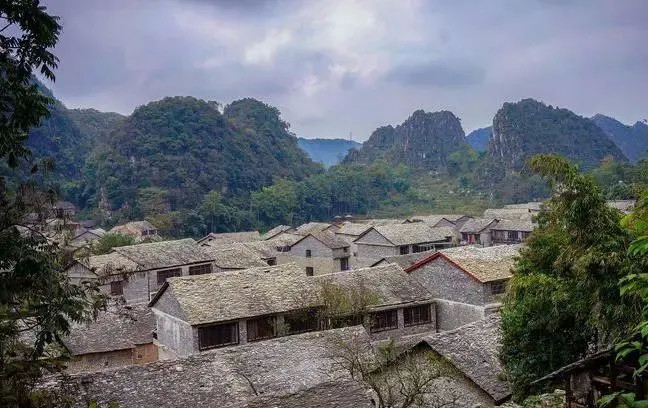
[85,252,140,276]
[263,225,294,240]
[110,220,157,235]
[152,263,318,325]
[201,245,268,269]
[63,304,154,356]
[336,222,373,236]
[409,214,468,225]
[370,249,437,268]
[197,231,261,245]
[483,208,533,221]
[42,326,372,408]
[241,380,372,408]
[491,219,535,232]
[114,239,215,270]
[421,315,511,402]
[266,232,304,247]
[233,240,280,260]
[459,218,498,233]
[295,222,335,235]
[318,264,433,309]
[292,230,350,249]
[503,202,543,211]
[360,223,455,246]
[358,218,406,226]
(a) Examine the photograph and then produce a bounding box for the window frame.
[370,309,399,333]
[283,309,319,335]
[489,280,507,295]
[246,315,277,342]
[110,280,123,296]
[198,322,239,350]
[404,304,432,327]
[340,257,349,271]
[189,263,213,276]
[157,268,182,285]
[305,266,314,276]
[399,245,410,255]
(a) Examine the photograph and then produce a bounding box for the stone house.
[42,326,374,408]
[459,218,498,246]
[335,222,372,256]
[66,239,267,304]
[69,228,106,249]
[370,249,437,269]
[404,245,519,330]
[490,219,534,245]
[110,220,159,242]
[196,230,261,245]
[262,224,295,240]
[281,230,351,275]
[504,201,543,213]
[148,263,435,358]
[63,304,157,373]
[295,221,340,235]
[354,223,456,263]
[483,208,534,221]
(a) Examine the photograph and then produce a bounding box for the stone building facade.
[282,231,351,276]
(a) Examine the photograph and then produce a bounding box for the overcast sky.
[44,0,647,141]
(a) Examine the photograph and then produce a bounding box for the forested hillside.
[591,114,648,163]
[297,138,360,167]
[465,126,491,152]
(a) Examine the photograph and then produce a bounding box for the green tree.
[0,2,103,405]
[250,179,297,229]
[92,233,135,255]
[500,154,644,400]
[199,191,231,233]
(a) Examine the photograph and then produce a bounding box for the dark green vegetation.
[297,137,361,167]
[0,2,104,406]
[465,126,491,152]
[591,114,648,163]
[500,155,648,400]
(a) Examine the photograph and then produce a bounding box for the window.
[343,247,348,253]
[189,263,212,276]
[340,257,349,271]
[413,243,436,253]
[404,305,431,327]
[157,268,182,285]
[474,234,481,244]
[305,267,314,276]
[521,231,532,240]
[284,309,319,334]
[198,323,239,350]
[329,313,363,329]
[247,316,277,342]
[110,280,123,296]
[490,280,507,295]
[370,310,398,333]
[399,245,409,255]
[305,249,312,258]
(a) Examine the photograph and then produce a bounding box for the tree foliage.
[500,154,646,400]
[91,233,135,255]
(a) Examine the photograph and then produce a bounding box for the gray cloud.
[41,0,648,139]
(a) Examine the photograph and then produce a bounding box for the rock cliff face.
[344,110,468,170]
[489,99,627,173]
[591,114,648,163]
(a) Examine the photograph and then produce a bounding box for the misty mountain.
[591,114,648,163]
[466,127,492,152]
[297,138,361,167]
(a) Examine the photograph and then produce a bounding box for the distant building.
[63,304,157,373]
[110,220,159,242]
[408,214,473,229]
[295,221,340,235]
[283,230,351,275]
[262,225,296,240]
[483,208,534,221]
[489,219,534,245]
[459,218,498,246]
[51,200,76,218]
[503,201,543,213]
[607,199,635,213]
[335,222,373,256]
[69,228,106,248]
[196,231,261,246]
[354,223,455,262]
[149,263,435,357]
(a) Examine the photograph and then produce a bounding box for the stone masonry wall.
[409,257,487,305]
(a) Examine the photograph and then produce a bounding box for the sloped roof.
[292,230,350,249]
[201,245,267,269]
[357,218,406,226]
[459,218,497,233]
[85,252,140,276]
[63,304,154,356]
[483,208,533,221]
[295,222,336,235]
[318,264,433,309]
[421,315,511,402]
[197,231,261,245]
[110,220,157,235]
[336,222,373,236]
[503,202,543,211]
[408,215,459,226]
[370,249,437,268]
[490,219,535,232]
[115,239,215,270]
[241,380,372,408]
[232,240,280,260]
[42,327,372,408]
[266,232,303,247]
[405,245,520,283]
[263,225,294,240]
[358,224,455,246]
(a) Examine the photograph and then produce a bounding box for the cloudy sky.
[44,0,647,140]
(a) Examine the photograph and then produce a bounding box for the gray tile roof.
[235,240,280,260]
[198,231,261,245]
[293,230,350,249]
[263,225,294,240]
[459,218,498,233]
[110,220,157,234]
[483,208,533,221]
[84,252,140,276]
[361,224,455,246]
[408,214,463,226]
[63,304,154,355]
[266,232,304,247]
[114,239,215,270]
[201,245,268,269]
[421,314,511,402]
[371,249,437,268]
[336,222,373,236]
[437,245,521,282]
[295,222,336,235]
[42,326,372,408]
[503,202,543,211]
[358,218,406,226]
[490,219,535,232]
[241,380,372,408]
